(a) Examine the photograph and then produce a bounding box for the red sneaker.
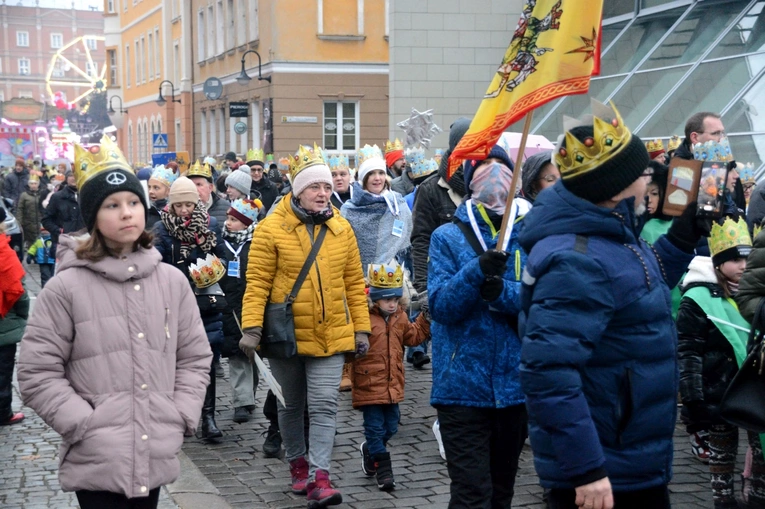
[0,412,24,425]
[289,456,309,494]
[306,469,342,508]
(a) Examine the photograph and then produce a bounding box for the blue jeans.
[269,353,345,475]
[362,403,400,456]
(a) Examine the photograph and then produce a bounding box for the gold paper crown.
[385,138,404,154]
[555,99,632,179]
[367,262,405,289]
[246,148,265,163]
[74,135,132,189]
[189,254,226,289]
[645,139,664,153]
[187,159,212,180]
[668,135,682,152]
[709,217,752,257]
[290,143,326,178]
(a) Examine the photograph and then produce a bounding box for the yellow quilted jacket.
[242,195,371,357]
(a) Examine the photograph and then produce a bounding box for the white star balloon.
[397,108,443,149]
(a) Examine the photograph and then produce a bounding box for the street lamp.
[156,80,181,106]
[236,50,271,85]
[107,95,128,115]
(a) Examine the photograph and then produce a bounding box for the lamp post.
[156,80,181,106]
[107,95,128,115]
[236,50,271,85]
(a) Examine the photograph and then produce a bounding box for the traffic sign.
[203,77,223,100]
[234,121,248,135]
[152,133,168,149]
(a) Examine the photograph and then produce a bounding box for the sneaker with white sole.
[690,430,710,464]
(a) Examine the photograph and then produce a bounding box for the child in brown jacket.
[354,262,430,492]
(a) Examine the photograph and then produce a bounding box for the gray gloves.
[355,333,370,359]
[239,327,262,362]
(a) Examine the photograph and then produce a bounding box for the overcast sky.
[10,0,102,10]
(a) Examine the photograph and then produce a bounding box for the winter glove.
[666,202,712,253]
[25,254,34,265]
[354,332,370,359]
[480,276,504,301]
[478,249,509,278]
[239,327,262,362]
[419,292,430,321]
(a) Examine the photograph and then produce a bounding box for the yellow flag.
[449,0,603,177]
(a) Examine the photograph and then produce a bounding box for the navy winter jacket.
[428,200,526,409]
[518,181,693,492]
[153,217,218,276]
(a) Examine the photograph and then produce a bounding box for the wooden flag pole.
[497,110,534,250]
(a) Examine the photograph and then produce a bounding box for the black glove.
[479,249,509,278]
[25,254,34,265]
[480,276,504,301]
[666,202,712,253]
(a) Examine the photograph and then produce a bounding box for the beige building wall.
[389,0,523,151]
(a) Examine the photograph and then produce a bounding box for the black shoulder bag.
[260,224,328,359]
[719,297,765,432]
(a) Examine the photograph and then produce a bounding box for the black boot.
[201,366,222,441]
[262,421,282,458]
[373,452,395,491]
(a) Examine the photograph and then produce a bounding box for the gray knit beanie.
[225,170,252,196]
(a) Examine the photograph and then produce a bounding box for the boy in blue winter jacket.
[26,229,55,287]
[519,101,709,509]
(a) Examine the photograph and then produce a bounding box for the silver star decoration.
[397,108,442,149]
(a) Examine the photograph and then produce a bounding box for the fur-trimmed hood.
[681,256,717,289]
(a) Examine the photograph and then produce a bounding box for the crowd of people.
[1,103,765,509]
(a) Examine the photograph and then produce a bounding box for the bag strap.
[453,219,485,256]
[286,224,328,303]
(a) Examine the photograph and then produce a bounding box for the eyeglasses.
[539,174,559,183]
[251,168,264,173]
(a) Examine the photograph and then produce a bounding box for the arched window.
[127,123,134,163]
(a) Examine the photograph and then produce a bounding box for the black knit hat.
[560,125,649,204]
[224,151,238,162]
[79,168,148,232]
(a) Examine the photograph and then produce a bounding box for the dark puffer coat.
[153,217,218,277]
[519,181,694,492]
[216,237,251,358]
[677,257,740,426]
[41,186,85,246]
[194,290,226,347]
[737,229,765,324]
[250,178,278,213]
[410,174,461,293]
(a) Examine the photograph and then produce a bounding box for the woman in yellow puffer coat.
[241,145,370,508]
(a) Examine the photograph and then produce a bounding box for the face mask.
[469,162,515,214]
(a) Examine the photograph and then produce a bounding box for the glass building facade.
[519,0,765,176]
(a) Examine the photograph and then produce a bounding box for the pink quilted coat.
[18,234,212,498]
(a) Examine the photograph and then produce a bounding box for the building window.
[0,92,5,102]
[137,123,143,164]
[236,0,246,46]
[147,32,154,80]
[108,49,118,86]
[145,121,151,160]
[85,62,97,77]
[51,33,63,49]
[18,90,32,98]
[125,45,131,87]
[107,0,116,13]
[209,109,217,155]
[52,61,65,78]
[218,107,225,154]
[128,123,133,162]
[207,6,215,58]
[227,0,235,50]
[140,36,146,83]
[175,119,182,152]
[200,111,208,156]
[216,1,225,55]
[197,10,206,60]
[16,31,29,47]
[249,0,259,42]
[323,101,358,151]
[135,40,141,84]
[86,37,97,51]
[173,41,180,84]
[18,59,30,76]
[154,28,161,78]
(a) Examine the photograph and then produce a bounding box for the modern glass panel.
[722,67,765,133]
[602,21,630,51]
[728,134,765,168]
[639,1,747,70]
[707,1,765,59]
[534,77,624,142]
[599,8,685,75]
[641,0,688,9]
[609,67,690,129]
[604,0,636,19]
[638,57,757,136]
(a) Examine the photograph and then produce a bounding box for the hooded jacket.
[250,177,278,213]
[677,257,743,425]
[17,234,211,498]
[352,303,429,409]
[737,229,765,323]
[518,181,693,491]
[428,200,526,408]
[241,194,371,357]
[521,151,553,202]
[16,187,41,237]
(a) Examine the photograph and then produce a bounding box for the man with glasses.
[246,154,278,212]
[673,112,725,161]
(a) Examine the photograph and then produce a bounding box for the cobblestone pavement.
[2,264,747,508]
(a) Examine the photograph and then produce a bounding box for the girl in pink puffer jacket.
[17,138,212,509]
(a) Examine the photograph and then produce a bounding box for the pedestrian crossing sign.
[152,133,169,149]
